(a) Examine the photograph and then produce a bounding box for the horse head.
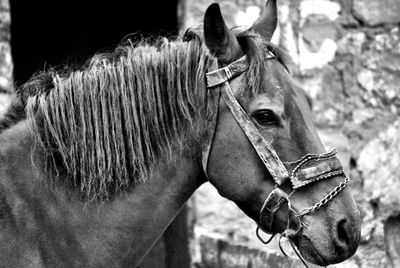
[201,1,361,265]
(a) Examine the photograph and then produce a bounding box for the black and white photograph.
[0,0,398,267]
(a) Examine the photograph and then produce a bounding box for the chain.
[302,175,349,216]
[285,149,337,174]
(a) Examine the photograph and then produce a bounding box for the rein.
[202,53,349,266]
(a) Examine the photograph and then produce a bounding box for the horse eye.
[252,110,279,126]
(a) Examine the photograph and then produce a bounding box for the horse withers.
[0,0,360,267]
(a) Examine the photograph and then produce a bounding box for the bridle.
[201,52,349,264]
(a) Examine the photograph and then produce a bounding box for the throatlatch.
[202,53,350,260]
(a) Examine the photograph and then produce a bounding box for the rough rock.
[0,92,10,115]
[362,27,400,72]
[0,0,11,92]
[300,0,341,21]
[337,31,366,56]
[358,120,400,219]
[301,65,347,128]
[297,0,340,71]
[0,42,12,89]
[353,0,400,26]
[358,69,400,106]
[384,215,400,268]
[196,234,319,268]
[354,120,400,267]
[302,17,337,53]
[0,0,9,10]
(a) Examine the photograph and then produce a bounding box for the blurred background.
[0,0,399,267]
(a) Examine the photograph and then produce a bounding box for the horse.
[0,0,360,267]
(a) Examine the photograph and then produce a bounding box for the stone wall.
[185,0,400,267]
[195,234,320,268]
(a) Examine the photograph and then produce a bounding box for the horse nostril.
[337,218,350,246]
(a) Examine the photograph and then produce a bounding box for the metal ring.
[256,226,275,244]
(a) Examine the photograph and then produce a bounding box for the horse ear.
[250,0,278,41]
[203,3,242,62]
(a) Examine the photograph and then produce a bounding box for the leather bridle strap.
[201,59,222,179]
[202,55,289,185]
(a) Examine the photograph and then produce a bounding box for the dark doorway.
[10,0,179,85]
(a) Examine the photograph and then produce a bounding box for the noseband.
[202,53,349,245]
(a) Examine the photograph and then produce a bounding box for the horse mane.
[25,35,215,200]
[22,30,291,201]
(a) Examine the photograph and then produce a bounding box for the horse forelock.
[25,36,215,201]
[236,32,293,99]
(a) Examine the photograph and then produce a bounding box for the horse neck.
[0,121,204,267]
[74,157,204,267]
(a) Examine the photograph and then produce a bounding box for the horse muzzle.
[256,150,350,242]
